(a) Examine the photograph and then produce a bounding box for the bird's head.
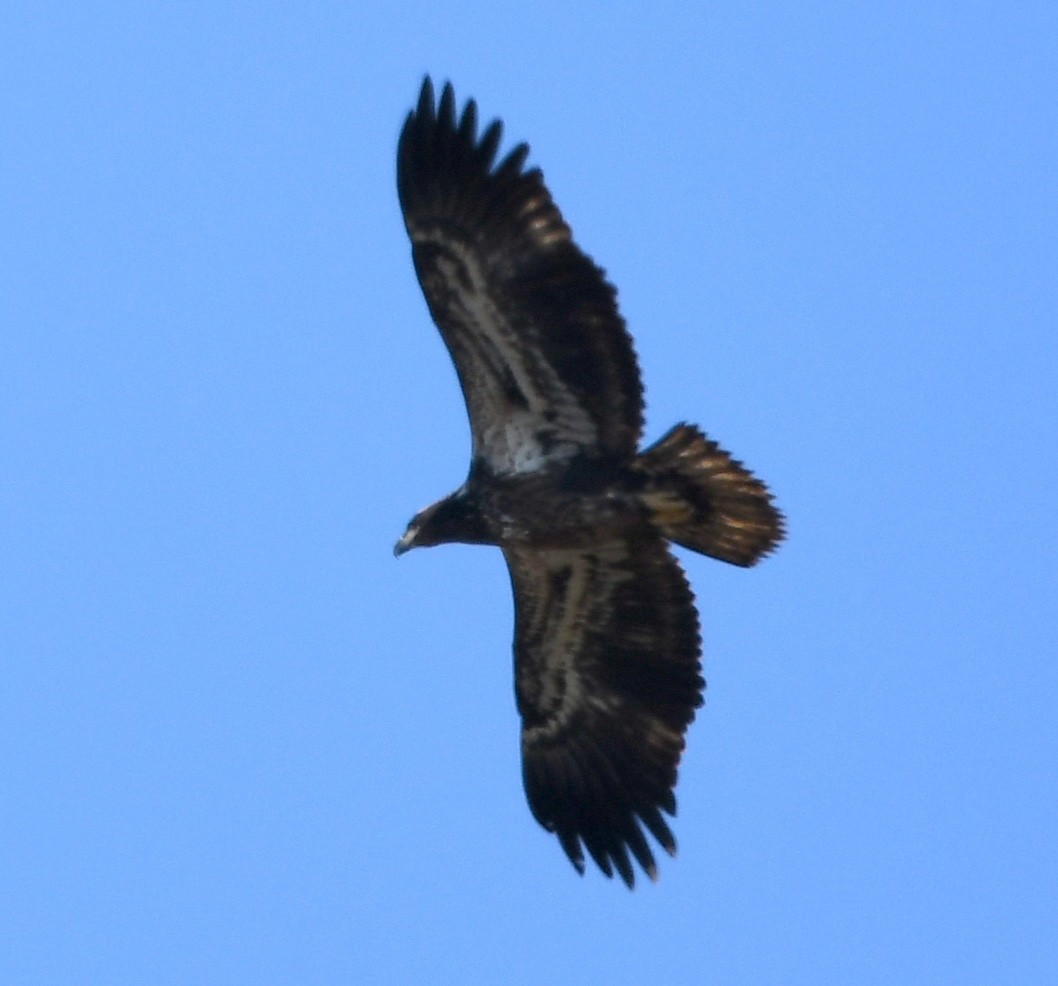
[393,501,443,557]
[394,488,490,557]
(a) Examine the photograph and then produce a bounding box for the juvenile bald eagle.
[394,78,783,887]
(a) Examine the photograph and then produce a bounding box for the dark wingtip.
[557,828,586,877]
[477,119,503,169]
[638,803,678,859]
[438,80,456,130]
[399,77,530,196]
[417,75,435,118]
[611,843,635,889]
[495,141,530,180]
[459,97,478,143]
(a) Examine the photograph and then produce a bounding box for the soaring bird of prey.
[394,77,783,887]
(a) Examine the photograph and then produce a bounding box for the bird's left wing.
[503,535,704,887]
[398,78,644,476]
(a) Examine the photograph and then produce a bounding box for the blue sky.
[4,2,1056,983]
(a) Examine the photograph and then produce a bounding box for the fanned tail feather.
[637,424,784,567]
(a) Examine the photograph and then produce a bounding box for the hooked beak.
[393,530,415,558]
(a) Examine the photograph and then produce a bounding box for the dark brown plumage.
[394,78,783,887]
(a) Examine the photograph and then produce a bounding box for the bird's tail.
[635,423,784,567]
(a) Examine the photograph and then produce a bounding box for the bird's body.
[394,78,783,887]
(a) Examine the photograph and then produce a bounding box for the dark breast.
[478,460,647,549]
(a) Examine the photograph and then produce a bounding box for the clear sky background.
[4,2,1056,983]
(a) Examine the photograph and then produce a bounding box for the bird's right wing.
[503,535,704,887]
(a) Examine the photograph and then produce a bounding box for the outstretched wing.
[504,535,704,887]
[397,78,644,475]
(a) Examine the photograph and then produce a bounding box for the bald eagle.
[394,78,783,887]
